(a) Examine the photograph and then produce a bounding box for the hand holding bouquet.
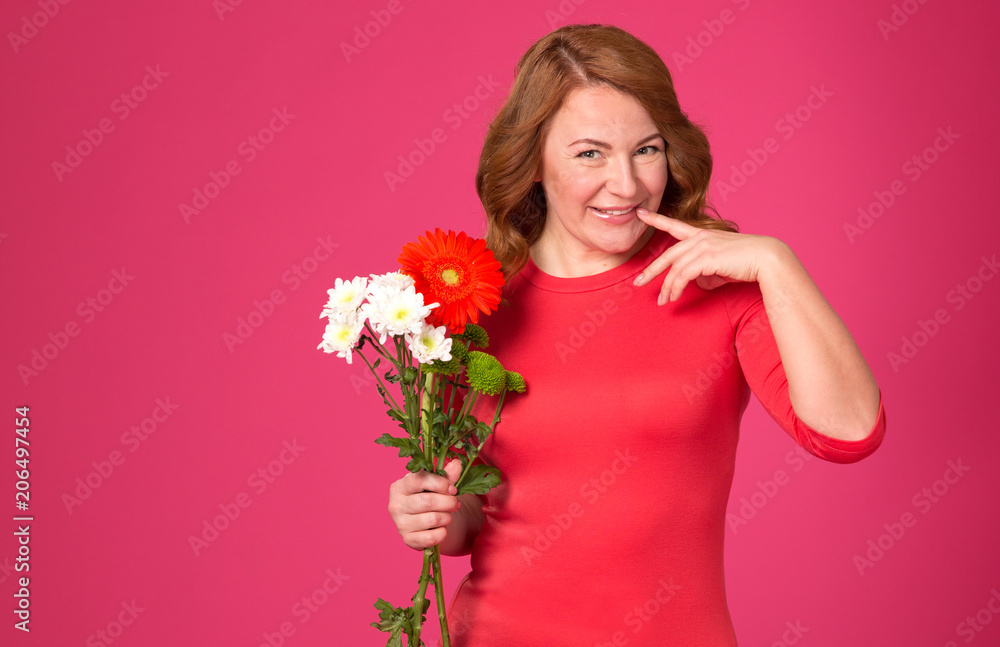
[318,230,524,646]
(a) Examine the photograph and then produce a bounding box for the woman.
[388,24,885,645]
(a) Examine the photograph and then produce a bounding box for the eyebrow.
[568,133,664,149]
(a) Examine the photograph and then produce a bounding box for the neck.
[529,226,655,278]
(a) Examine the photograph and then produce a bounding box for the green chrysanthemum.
[465,351,506,395]
[456,323,489,349]
[423,355,463,375]
[450,338,469,362]
[505,370,526,393]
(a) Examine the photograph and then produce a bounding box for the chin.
[591,222,649,253]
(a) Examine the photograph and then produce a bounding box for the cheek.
[546,167,594,203]
[641,163,669,194]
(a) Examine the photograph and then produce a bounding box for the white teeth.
[592,207,633,216]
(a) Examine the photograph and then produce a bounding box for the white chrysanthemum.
[317,311,365,364]
[361,285,438,343]
[406,323,453,364]
[368,271,415,293]
[320,276,369,319]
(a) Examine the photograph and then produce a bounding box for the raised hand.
[633,207,788,305]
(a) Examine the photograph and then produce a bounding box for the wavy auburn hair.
[476,24,738,281]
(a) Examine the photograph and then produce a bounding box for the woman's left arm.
[633,209,881,441]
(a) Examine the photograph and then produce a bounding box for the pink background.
[2,0,998,645]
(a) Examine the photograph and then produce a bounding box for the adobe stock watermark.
[681,284,793,403]
[340,0,415,62]
[51,65,169,182]
[769,619,810,647]
[595,578,681,646]
[944,588,1000,646]
[682,315,767,404]
[255,567,350,647]
[85,600,145,647]
[7,0,73,54]
[553,241,664,364]
[61,397,180,514]
[0,555,16,585]
[213,0,248,20]
[384,74,503,192]
[877,0,931,41]
[17,268,136,386]
[887,253,996,373]
[179,107,295,223]
[520,448,637,566]
[222,235,339,353]
[543,0,590,29]
[671,0,752,73]
[715,84,834,202]
[726,445,816,534]
[844,126,959,243]
[852,457,970,576]
[188,439,306,557]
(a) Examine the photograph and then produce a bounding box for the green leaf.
[458,463,502,495]
[375,434,422,459]
[371,598,407,646]
[474,421,492,444]
[404,454,435,473]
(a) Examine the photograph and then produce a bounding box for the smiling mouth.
[590,205,638,218]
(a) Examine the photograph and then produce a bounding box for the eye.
[577,150,600,159]
[636,145,662,156]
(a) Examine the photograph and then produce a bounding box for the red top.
[445,229,886,645]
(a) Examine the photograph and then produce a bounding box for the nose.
[606,156,638,197]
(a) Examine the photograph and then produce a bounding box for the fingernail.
[656,293,664,306]
[633,273,643,286]
[637,207,649,216]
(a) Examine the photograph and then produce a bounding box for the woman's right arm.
[387,458,486,556]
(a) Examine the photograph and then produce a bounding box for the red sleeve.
[723,280,886,463]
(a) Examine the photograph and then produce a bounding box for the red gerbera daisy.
[397,229,504,334]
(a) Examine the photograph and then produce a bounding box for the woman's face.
[533,84,668,275]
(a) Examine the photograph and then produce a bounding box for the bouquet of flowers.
[318,229,524,646]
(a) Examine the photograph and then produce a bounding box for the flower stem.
[432,546,452,647]
[411,546,433,644]
[356,349,402,412]
[421,372,436,466]
[363,323,397,361]
[454,387,506,491]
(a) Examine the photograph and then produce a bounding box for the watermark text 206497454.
[13,406,32,633]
